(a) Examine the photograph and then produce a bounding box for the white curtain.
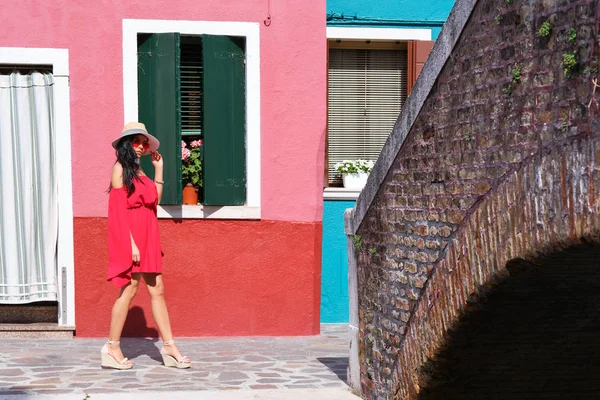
[0,72,58,303]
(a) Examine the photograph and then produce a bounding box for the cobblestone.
[0,324,350,396]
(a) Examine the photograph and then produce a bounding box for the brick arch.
[347,0,600,398]
[415,242,600,399]
[393,135,600,398]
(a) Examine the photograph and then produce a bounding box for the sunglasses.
[132,139,150,150]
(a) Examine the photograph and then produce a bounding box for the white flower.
[334,159,375,174]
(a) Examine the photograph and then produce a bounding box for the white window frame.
[0,47,75,327]
[326,27,432,41]
[323,27,432,201]
[123,19,261,219]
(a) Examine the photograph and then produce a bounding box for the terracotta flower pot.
[182,183,198,205]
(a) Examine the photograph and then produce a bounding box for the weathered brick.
[438,226,453,238]
[415,225,429,236]
[533,72,553,87]
[413,275,428,289]
[407,288,420,301]
[396,298,410,311]
[400,312,411,323]
[426,240,441,250]
[405,262,418,274]
[416,252,430,263]
[537,109,554,124]
[447,211,466,224]
[475,182,492,195]
[427,211,440,222]
[354,1,600,398]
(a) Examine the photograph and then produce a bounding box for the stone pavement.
[0,324,359,399]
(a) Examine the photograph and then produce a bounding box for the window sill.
[323,187,362,200]
[157,205,260,220]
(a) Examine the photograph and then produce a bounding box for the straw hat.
[111,122,160,155]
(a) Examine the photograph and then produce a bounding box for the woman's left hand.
[151,151,164,169]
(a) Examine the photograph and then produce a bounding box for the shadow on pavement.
[120,337,162,363]
[318,357,349,382]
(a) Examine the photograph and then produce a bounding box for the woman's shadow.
[120,306,162,362]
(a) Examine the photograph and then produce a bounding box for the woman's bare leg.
[143,273,189,362]
[107,274,140,363]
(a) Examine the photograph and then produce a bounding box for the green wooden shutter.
[202,35,246,206]
[137,33,182,205]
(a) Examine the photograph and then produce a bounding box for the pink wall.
[1,0,327,222]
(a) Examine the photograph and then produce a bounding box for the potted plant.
[181,139,203,204]
[334,159,375,189]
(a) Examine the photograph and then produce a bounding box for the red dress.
[107,176,162,287]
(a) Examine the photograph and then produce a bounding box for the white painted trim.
[122,19,261,216]
[54,75,76,327]
[327,26,432,41]
[344,209,361,392]
[323,188,361,201]
[158,205,260,219]
[0,48,70,76]
[0,47,75,327]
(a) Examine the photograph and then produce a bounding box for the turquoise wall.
[327,0,456,39]
[320,0,457,323]
[321,200,355,323]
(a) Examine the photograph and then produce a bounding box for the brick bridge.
[344,0,600,398]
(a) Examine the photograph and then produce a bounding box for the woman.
[101,122,191,370]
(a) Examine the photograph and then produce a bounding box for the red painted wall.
[74,218,322,337]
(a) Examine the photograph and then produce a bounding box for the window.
[137,33,246,206]
[326,41,408,186]
[324,30,435,193]
[123,20,261,219]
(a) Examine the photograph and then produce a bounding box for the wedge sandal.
[160,340,191,369]
[100,340,133,370]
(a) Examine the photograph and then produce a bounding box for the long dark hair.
[109,135,144,196]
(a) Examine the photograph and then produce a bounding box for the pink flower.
[181,140,187,148]
[190,140,202,148]
[181,148,190,161]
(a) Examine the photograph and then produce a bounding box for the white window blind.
[327,48,407,186]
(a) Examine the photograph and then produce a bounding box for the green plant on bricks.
[538,20,552,38]
[567,28,577,44]
[511,66,521,83]
[502,84,513,95]
[563,52,578,78]
[503,65,522,95]
[353,234,363,250]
